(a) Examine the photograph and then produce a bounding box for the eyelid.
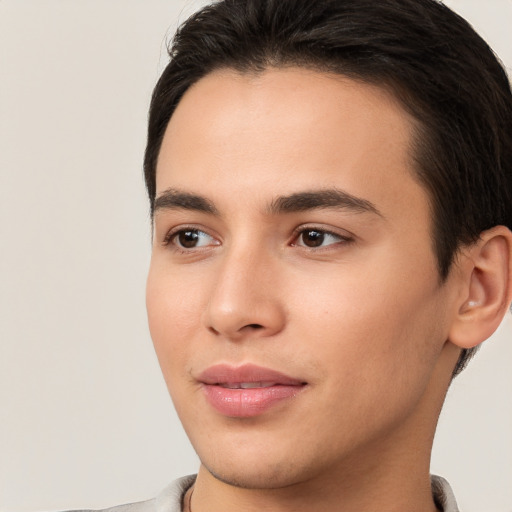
[161,225,219,247]
[290,224,355,248]
[158,222,354,252]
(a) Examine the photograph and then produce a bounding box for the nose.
[202,247,286,341]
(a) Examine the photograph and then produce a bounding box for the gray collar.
[86,473,459,512]
[431,475,460,512]
[156,474,460,512]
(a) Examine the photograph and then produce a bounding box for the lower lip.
[201,384,304,418]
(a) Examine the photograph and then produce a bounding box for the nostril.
[206,323,263,336]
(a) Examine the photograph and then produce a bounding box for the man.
[96,0,512,510]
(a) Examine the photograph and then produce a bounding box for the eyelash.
[162,225,354,253]
[291,226,354,250]
[162,226,216,252]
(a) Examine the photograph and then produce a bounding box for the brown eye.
[295,228,349,249]
[300,229,325,247]
[177,230,201,248]
[170,229,216,249]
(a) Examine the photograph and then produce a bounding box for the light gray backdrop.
[1,1,511,511]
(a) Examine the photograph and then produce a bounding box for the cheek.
[146,264,204,375]
[291,270,449,438]
[288,258,448,386]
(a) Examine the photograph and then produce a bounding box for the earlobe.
[449,226,512,349]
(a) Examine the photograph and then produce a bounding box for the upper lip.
[197,363,306,386]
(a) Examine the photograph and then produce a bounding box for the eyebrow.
[154,188,219,215]
[267,189,382,217]
[153,187,382,218]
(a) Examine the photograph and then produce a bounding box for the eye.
[168,228,217,249]
[294,228,350,248]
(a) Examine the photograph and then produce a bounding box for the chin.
[193,431,334,491]
[202,458,308,490]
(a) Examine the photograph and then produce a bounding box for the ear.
[448,226,512,349]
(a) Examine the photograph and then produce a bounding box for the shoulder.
[62,475,196,512]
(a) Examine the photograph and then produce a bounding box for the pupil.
[303,230,324,247]
[179,230,199,248]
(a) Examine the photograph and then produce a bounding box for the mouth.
[198,364,307,418]
[217,381,281,389]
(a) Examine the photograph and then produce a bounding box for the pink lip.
[198,364,307,418]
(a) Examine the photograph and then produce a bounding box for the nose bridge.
[203,238,285,339]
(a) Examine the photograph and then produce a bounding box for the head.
[144,0,512,377]
[144,0,512,493]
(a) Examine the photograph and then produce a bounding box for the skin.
[146,68,470,512]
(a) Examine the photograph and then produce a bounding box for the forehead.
[156,67,428,227]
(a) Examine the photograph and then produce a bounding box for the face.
[146,68,459,489]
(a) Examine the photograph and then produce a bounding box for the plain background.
[1,1,511,511]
